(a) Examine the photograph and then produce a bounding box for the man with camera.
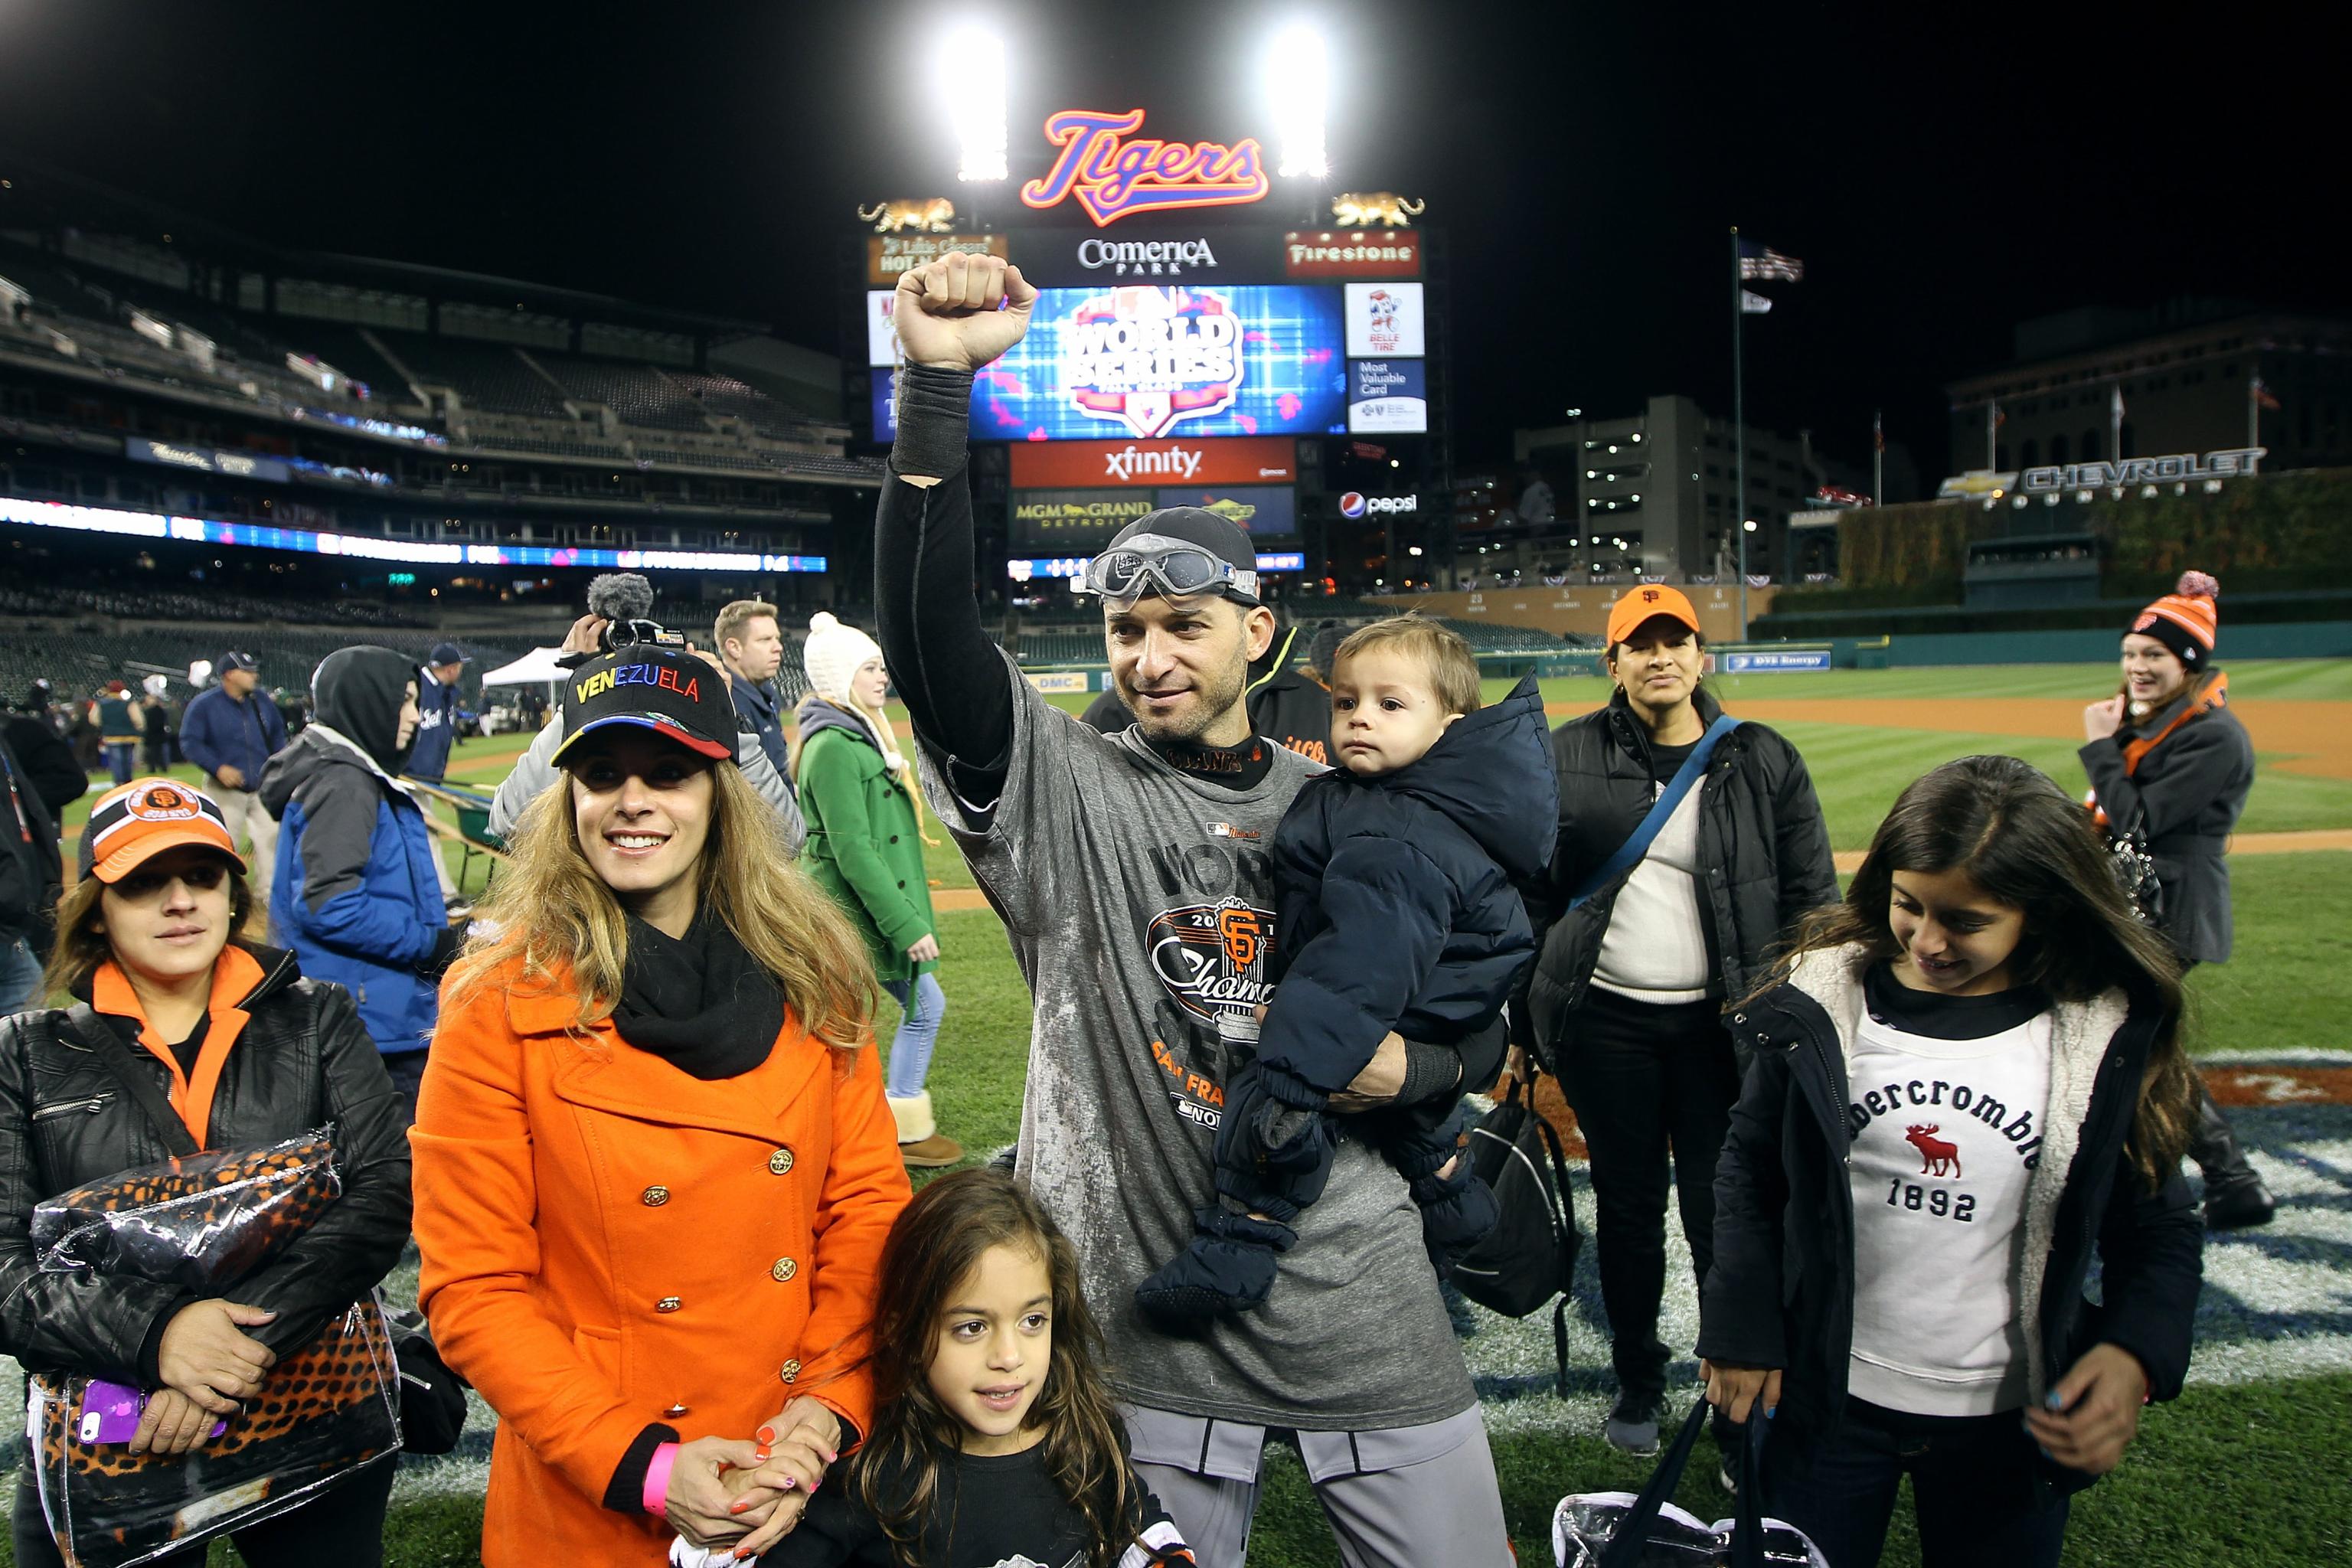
[486,580,805,853]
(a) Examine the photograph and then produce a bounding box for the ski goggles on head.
[1076,534,1260,606]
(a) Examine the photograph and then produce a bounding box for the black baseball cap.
[428,642,467,666]
[218,650,259,673]
[553,646,737,766]
[1102,507,1262,606]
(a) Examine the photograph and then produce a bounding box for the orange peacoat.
[410,956,911,1566]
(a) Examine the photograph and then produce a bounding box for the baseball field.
[8,657,2347,1566]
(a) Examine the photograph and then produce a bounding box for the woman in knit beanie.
[792,613,962,1167]
[2081,570,2272,1227]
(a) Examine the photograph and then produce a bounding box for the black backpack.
[1451,1075,1581,1395]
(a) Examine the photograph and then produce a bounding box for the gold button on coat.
[655,1296,681,1313]
[662,1403,689,1419]
[779,1359,801,1383]
[770,1257,797,1283]
[641,1185,670,1206]
[768,1148,795,1175]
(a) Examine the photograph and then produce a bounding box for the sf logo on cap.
[133,785,198,821]
[1642,589,1661,604]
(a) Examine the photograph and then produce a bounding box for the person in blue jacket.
[406,642,469,786]
[260,647,456,1119]
[1137,616,1557,1318]
[179,651,292,897]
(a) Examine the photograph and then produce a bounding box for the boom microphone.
[586,572,655,625]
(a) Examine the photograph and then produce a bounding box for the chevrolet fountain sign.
[2018,446,2265,494]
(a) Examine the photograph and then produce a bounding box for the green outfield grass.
[13,660,2349,1568]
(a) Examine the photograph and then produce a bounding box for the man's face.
[1105,595,1273,747]
[724,616,784,683]
[222,668,258,698]
[430,661,465,687]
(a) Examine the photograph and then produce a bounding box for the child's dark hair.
[854,1168,1155,1568]
[1760,754,2197,1190]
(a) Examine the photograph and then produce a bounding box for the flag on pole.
[1736,240,1805,282]
[1740,289,1773,315]
[2112,384,2126,420]
[2252,376,2282,411]
[1873,411,1884,452]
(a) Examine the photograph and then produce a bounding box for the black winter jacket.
[1520,688,1837,1065]
[0,944,412,1384]
[1696,946,2202,1499]
[2078,671,2253,965]
[1255,677,1557,1102]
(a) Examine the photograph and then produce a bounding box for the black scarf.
[610,912,786,1080]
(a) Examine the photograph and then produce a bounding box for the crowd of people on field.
[0,249,2279,1568]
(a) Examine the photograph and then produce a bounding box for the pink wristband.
[642,1441,680,1516]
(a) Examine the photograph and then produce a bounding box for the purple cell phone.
[75,1381,229,1445]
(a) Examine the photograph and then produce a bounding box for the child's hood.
[1379,675,1559,880]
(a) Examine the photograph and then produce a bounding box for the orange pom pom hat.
[2128,570,2220,669]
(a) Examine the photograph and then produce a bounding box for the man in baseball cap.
[178,650,289,896]
[406,642,472,789]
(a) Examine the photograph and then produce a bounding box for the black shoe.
[1605,1393,1662,1455]
[2204,1174,2277,1230]
[2189,1077,2276,1230]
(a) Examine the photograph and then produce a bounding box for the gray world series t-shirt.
[921,658,1475,1430]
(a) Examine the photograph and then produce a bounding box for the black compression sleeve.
[873,364,1014,803]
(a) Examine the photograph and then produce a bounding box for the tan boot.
[889,1091,964,1168]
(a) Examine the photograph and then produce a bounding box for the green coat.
[795,717,936,982]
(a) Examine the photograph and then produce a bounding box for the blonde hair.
[445,760,874,1046]
[1331,616,1483,716]
[711,599,779,657]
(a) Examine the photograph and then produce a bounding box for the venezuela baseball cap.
[79,779,247,884]
[1606,583,1704,648]
[554,645,737,766]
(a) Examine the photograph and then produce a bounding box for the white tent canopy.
[478,647,570,688]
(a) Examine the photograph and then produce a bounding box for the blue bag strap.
[1567,714,1742,910]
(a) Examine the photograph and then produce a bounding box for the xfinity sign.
[1076,237,1220,276]
[1339,492,1417,518]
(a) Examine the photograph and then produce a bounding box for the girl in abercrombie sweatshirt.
[1697,755,2204,1568]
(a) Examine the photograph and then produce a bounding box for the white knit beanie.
[802,612,884,704]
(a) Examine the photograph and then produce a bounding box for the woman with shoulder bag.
[0,778,412,1567]
[2079,570,2272,1227]
[1513,585,1836,1460]
[412,644,910,1566]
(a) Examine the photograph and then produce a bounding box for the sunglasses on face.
[113,861,228,898]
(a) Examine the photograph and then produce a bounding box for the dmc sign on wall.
[1018,108,1270,226]
[2019,447,2266,493]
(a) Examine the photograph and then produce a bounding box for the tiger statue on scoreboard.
[1331,191,1425,227]
[858,197,958,234]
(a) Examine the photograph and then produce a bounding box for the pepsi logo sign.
[1340,492,1416,518]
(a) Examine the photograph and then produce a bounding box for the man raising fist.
[874,255,1513,1566]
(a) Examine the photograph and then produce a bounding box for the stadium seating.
[0,580,429,629]
[0,629,523,710]
[378,334,567,418]
[544,359,707,431]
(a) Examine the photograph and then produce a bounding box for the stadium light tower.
[1266,24,1328,178]
[942,23,1008,181]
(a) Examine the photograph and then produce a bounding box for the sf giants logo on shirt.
[1145,896,1277,1028]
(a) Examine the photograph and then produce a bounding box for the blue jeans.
[1764,1397,2070,1568]
[1,936,43,1014]
[105,743,137,785]
[880,972,946,1100]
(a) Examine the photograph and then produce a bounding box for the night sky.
[0,0,2334,479]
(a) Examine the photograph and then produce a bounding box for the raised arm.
[872,253,1037,805]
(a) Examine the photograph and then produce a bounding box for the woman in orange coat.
[411,645,910,1566]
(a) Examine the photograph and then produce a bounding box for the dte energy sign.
[2019,447,2266,493]
[1011,436,1297,489]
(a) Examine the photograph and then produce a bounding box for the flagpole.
[2247,375,2259,450]
[1986,397,1998,472]
[1732,227,1747,640]
[2111,381,2123,464]
[1873,410,1883,508]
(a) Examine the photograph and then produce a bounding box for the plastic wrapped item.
[29,1298,403,1568]
[1553,1398,1824,1568]
[31,1131,341,1292]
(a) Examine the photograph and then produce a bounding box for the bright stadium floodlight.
[1266,24,1328,178]
[942,24,1008,181]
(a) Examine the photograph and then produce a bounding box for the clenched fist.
[893,252,1036,371]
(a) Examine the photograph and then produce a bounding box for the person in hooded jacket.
[260,648,455,1118]
[792,612,962,1168]
[1515,584,1838,1459]
[0,777,410,1567]
[1136,618,1557,1318]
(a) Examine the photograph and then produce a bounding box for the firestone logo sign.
[1339,492,1417,518]
[1067,286,1245,440]
[1076,237,1220,277]
[1019,108,1269,227]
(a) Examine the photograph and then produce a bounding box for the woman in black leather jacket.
[0,778,411,1568]
[1514,587,1838,1460]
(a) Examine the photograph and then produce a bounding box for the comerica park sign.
[2019,447,2265,494]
